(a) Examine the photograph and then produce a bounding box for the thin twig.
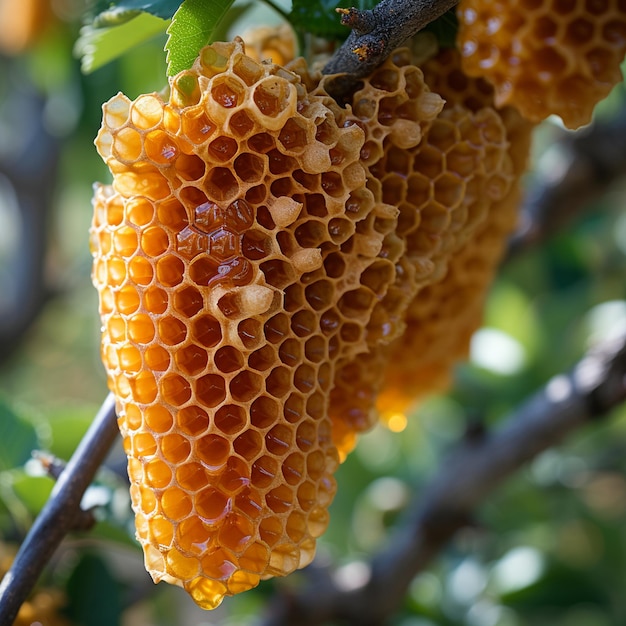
[257,325,626,626]
[0,393,119,626]
[322,0,458,80]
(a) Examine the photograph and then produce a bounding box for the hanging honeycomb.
[91,38,445,609]
[291,46,528,448]
[376,47,535,415]
[457,0,626,129]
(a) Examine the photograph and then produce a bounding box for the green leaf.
[90,0,182,23]
[9,473,53,516]
[0,399,41,472]
[165,0,236,77]
[76,12,169,74]
[290,0,378,40]
[47,409,95,461]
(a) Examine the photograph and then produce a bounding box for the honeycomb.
[289,46,528,448]
[242,23,297,66]
[376,48,535,414]
[91,39,443,608]
[287,49,446,456]
[457,0,626,129]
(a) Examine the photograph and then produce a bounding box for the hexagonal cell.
[585,0,608,14]
[214,345,244,373]
[234,429,263,461]
[295,420,316,452]
[208,136,238,162]
[176,226,209,260]
[209,227,239,261]
[282,393,304,424]
[285,510,307,543]
[205,167,239,203]
[160,373,192,406]
[290,310,316,338]
[232,152,265,184]
[148,515,174,548]
[217,456,250,494]
[129,256,154,286]
[142,286,168,316]
[235,488,263,520]
[130,94,163,130]
[189,256,220,286]
[248,345,277,371]
[192,315,222,348]
[603,19,626,46]
[162,486,194,520]
[305,391,325,420]
[296,480,317,512]
[282,451,305,486]
[258,515,283,547]
[166,548,199,580]
[250,395,279,429]
[176,463,209,493]
[173,286,203,318]
[144,459,172,490]
[161,433,192,464]
[145,130,179,165]
[229,110,255,138]
[141,226,169,257]
[158,315,188,345]
[128,313,155,344]
[196,434,230,470]
[237,318,262,349]
[176,516,211,555]
[118,344,141,372]
[265,366,291,398]
[200,547,237,581]
[106,258,127,287]
[218,513,255,553]
[253,77,292,118]
[144,404,174,433]
[181,108,216,144]
[196,374,227,408]
[214,404,248,436]
[251,456,278,492]
[177,405,210,437]
[113,226,139,257]
[265,484,293,514]
[586,47,619,82]
[116,285,141,315]
[265,424,293,457]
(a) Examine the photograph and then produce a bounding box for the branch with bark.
[0,394,119,626]
[323,0,458,78]
[257,325,626,626]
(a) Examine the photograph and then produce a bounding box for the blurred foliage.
[1,1,626,625]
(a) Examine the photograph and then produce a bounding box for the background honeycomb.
[457,0,626,129]
[92,39,444,609]
[376,48,535,415]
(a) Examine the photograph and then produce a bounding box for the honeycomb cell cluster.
[291,46,533,439]
[457,0,626,129]
[377,48,535,414]
[91,38,444,609]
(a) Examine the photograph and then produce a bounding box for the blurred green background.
[2,1,626,625]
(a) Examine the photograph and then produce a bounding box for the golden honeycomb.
[242,23,298,66]
[457,0,626,129]
[376,48,535,415]
[293,46,528,448]
[287,48,446,456]
[91,38,446,609]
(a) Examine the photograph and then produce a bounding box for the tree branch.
[257,325,626,626]
[0,393,119,626]
[322,0,458,79]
